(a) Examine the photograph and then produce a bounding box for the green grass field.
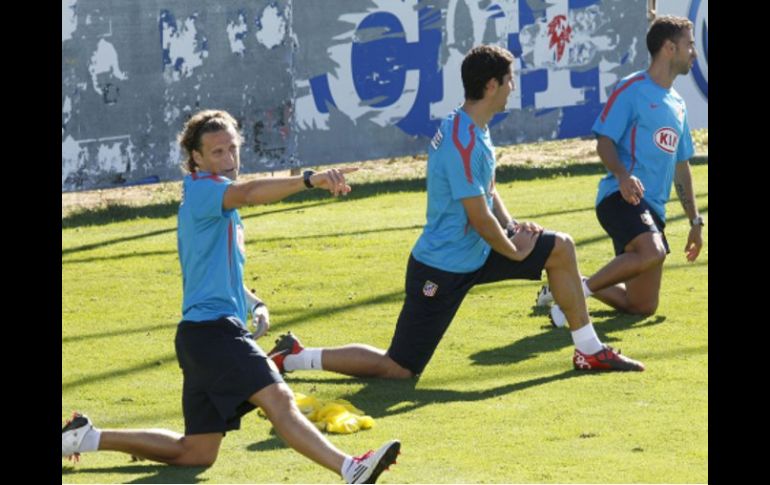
[62,158,707,484]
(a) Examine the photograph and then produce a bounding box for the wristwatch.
[303,170,316,189]
[690,215,704,227]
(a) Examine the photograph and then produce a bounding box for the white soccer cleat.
[62,412,93,461]
[535,284,554,307]
[346,439,401,484]
[549,304,568,328]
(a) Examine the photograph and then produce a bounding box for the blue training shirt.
[593,70,695,222]
[412,108,496,273]
[177,171,248,325]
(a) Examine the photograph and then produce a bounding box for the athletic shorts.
[596,191,670,256]
[387,231,557,376]
[175,316,284,435]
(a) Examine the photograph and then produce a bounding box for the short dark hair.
[647,15,693,58]
[177,110,242,173]
[461,45,514,101]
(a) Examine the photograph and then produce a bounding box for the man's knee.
[252,382,295,414]
[546,232,576,267]
[378,355,414,379]
[640,244,666,269]
[629,234,667,269]
[174,436,221,467]
[626,300,658,317]
[179,454,217,467]
[555,232,575,250]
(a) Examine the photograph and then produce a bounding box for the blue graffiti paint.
[306,2,622,140]
[557,67,601,138]
[688,0,707,99]
[507,33,523,59]
[351,13,408,108]
[310,75,336,113]
[520,69,547,109]
[518,0,536,26]
[394,6,444,137]
[487,3,506,20]
[568,0,601,9]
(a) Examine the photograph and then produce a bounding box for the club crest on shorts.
[422,280,438,297]
[640,210,654,226]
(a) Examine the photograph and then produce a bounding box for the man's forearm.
[674,162,698,220]
[227,176,306,209]
[491,192,514,228]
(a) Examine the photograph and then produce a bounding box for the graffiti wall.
[62,0,649,191]
[656,0,707,129]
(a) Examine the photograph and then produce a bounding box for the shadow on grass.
[246,430,288,453]
[470,311,666,367]
[62,463,209,484]
[288,368,585,419]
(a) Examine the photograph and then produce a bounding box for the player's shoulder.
[430,110,459,151]
[613,70,648,95]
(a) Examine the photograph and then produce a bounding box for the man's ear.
[192,150,202,165]
[485,77,499,96]
[666,38,677,55]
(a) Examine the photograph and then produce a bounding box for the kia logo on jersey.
[653,127,679,153]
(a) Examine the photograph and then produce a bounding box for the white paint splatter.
[88,39,127,96]
[168,140,182,168]
[97,140,132,173]
[598,58,620,103]
[295,80,329,130]
[62,0,77,42]
[62,96,72,134]
[256,5,286,49]
[227,13,248,55]
[161,15,208,81]
[164,105,180,125]
[62,135,85,185]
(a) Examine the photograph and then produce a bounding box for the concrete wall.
[62,0,651,191]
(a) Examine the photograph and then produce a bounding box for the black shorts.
[596,191,670,256]
[387,231,556,375]
[175,316,284,435]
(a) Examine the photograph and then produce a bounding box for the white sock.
[571,323,603,355]
[283,348,324,372]
[80,427,102,452]
[341,455,355,482]
[582,278,594,298]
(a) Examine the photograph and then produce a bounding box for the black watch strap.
[303,170,315,189]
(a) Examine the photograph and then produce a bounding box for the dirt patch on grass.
[62,131,707,218]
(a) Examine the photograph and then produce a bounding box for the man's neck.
[461,99,495,129]
[646,60,677,89]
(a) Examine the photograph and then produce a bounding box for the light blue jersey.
[412,108,496,273]
[592,70,694,222]
[177,172,248,325]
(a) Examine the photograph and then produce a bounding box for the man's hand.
[618,173,645,206]
[685,226,703,262]
[252,303,270,339]
[513,220,543,234]
[510,228,540,261]
[310,167,359,196]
